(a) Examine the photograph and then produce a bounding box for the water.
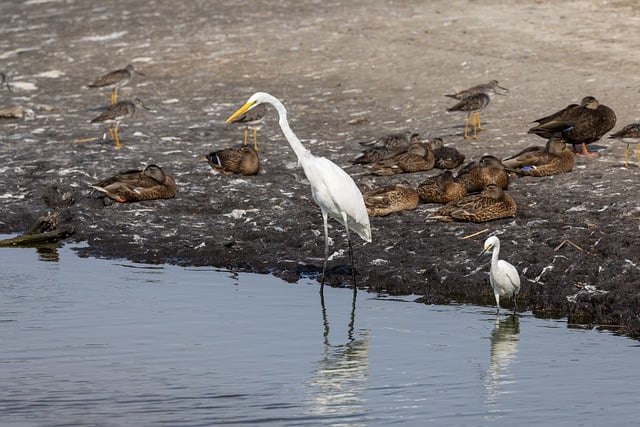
[0,242,638,426]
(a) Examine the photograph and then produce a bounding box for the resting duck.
[205,145,260,176]
[417,170,467,204]
[369,141,435,175]
[363,181,419,217]
[428,137,466,170]
[455,155,509,193]
[352,131,421,164]
[89,164,177,203]
[502,136,574,176]
[430,184,516,223]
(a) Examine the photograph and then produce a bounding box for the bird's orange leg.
[474,112,485,130]
[635,144,640,168]
[577,142,599,158]
[243,129,249,146]
[111,89,118,105]
[253,128,259,151]
[113,123,122,148]
[463,115,471,140]
[624,144,630,168]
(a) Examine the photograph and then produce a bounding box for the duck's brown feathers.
[431,184,516,223]
[206,146,260,176]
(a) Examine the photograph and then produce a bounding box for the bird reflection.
[484,314,519,422]
[306,290,370,423]
[36,244,61,262]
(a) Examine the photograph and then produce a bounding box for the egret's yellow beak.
[225,100,257,123]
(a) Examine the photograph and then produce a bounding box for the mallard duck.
[608,123,640,168]
[90,98,151,148]
[417,170,467,204]
[370,141,435,175]
[455,155,509,193]
[428,137,466,169]
[88,64,146,104]
[445,80,509,100]
[502,136,574,176]
[89,164,177,203]
[528,96,617,158]
[205,145,260,175]
[352,131,421,164]
[227,103,267,150]
[363,181,419,217]
[430,184,516,223]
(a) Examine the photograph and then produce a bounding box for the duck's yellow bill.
[225,101,256,123]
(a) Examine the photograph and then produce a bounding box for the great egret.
[225,92,372,294]
[477,236,521,314]
[88,64,146,105]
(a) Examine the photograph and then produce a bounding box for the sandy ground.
[1,0,640,338]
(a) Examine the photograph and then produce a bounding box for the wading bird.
[608,123,640,168]
[477,236,521,314]
[228,103,267,150]
[90,98,151,148]
[88,64,146,104]
[226,92,371,295]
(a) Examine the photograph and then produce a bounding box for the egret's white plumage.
[478,236,520,313]
[226,92,371,294]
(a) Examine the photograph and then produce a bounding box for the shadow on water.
[484,314,520,422]
[306,289,371,422]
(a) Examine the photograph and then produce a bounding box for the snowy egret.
[477,236,521,314]
[225,92,372,294]
[88,64,146,105]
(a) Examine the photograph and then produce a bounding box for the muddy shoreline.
[1,0,639,339]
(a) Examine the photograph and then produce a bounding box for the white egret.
[477,236,520,313]
[225,92,372,295]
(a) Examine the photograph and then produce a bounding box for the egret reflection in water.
[484,314,520,421]
[306,290,371,421]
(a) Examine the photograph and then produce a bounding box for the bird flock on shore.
[2,67,637,312]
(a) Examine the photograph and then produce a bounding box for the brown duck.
[363,181,419,217]
[417,170,467,204]
[430,184,516,223]
[89,164,177,203]
[206,145,260,176]
[428,137,466,170]
[528,96,616,158]
[352,131,421,164]
[455,155,509,193]
[370,141,435,175]
[503,137,574,177]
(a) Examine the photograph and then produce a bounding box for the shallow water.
[0,242,638,427]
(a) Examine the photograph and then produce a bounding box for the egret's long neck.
[491,241,500,266]
[266,95,311,161]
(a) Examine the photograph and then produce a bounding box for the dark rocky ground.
[1,0,639,338]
